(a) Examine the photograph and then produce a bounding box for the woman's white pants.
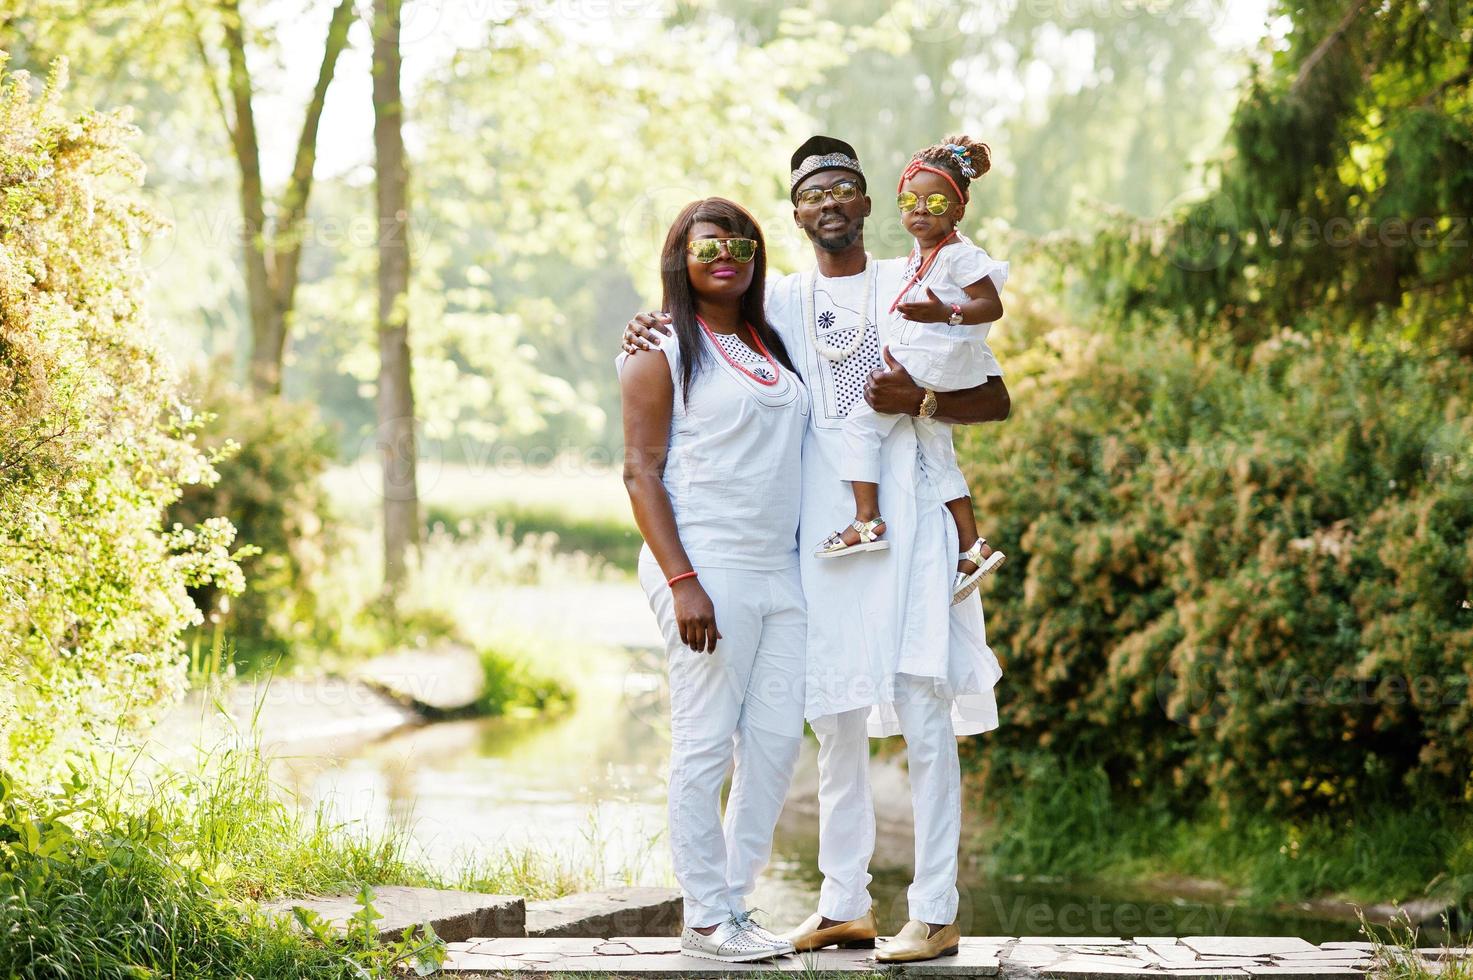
[638,559,807,929]
[814,674,961,925]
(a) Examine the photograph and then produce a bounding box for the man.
[624,136,1009,963]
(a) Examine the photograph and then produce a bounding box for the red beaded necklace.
[888,229,960,314]
[697,316,780,386]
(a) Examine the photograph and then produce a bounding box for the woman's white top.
[617,326,808,571]
[885,232,1008,392]
[766,259,1003,737]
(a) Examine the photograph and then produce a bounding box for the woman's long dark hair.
[659,197,797,400]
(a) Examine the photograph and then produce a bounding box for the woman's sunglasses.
[795,180,860,208]
[687,238,759,264]
[897,191,957,215]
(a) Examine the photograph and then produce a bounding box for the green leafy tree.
[1084,0,1473,348]
[677,0,1255,235]
[964,0,1473,819]
[290,12,868,456]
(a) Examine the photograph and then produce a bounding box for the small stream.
[276,606,1375,942]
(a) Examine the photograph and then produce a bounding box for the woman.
[618,198,808,963]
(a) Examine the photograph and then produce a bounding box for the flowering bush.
[0,58,242,782]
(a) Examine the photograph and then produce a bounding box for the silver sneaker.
[681,915,790,962]
[733,909,796,955]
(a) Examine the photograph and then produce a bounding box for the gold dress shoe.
[875,919,960,962]
[782,907,879,952]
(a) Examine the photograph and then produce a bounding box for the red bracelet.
[667,570,698,587]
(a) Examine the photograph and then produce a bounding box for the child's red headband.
[897,160,967,203]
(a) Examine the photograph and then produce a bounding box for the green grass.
[0,717,615,979]
[476,639,575,719]
[973,752,1473,914]
[429,500,642,573]
[1359,906,1473,980]
[0,760,429,978]
[322,459,640,574]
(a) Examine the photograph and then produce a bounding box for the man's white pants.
[814,674,961,925]
[638,559,807,929]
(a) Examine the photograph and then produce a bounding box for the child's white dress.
[839,231,1008,502]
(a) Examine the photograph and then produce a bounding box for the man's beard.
[807,215,864,252]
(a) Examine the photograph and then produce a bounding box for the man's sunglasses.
[687,238,759,264]
[795,180,860,208]
[897,191,957,215]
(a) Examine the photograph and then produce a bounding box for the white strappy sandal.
[815,516,889,559]
[952,537,1006,604]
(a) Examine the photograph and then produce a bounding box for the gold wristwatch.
[917,387,938,419]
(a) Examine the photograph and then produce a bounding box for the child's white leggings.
[841,402,971,503]
[638,558,807,929]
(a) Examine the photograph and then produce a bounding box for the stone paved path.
[440,935,1470,977]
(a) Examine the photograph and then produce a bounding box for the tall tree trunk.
[201,0,356,395]
[216,0,277,393]
[372,0,418,594]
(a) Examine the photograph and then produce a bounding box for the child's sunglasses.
[897,190,956,215]
[687,238,759,264]
[795,180,860,208]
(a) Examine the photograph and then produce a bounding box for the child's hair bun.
[943,134,992,178]
[911,135,994,199]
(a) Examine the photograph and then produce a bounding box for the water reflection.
[278,647,1373,942]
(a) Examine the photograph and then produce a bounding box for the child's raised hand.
[897,287,951,323]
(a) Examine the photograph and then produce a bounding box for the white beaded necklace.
[802,253,877,363]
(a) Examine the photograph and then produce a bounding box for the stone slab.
[1149,943,1201,962]
[1020,937,1130,945]
[1007,944,1072,964]
[1271,951,1377,961]
[1055,954,1159,970]
[265,885,524,943]
[1156,963,1258,971]
[445,951,533,972]
[784,949,882,972]
[1041,961,1154,977]
[469,937,603,954]
[610,937,684,954]
[351,643,490,714]
[439,936,1378,977]
[442,941,996,976]
[1183,938,1319,957]
[1418,948,1473,960]
[526,887,682,938]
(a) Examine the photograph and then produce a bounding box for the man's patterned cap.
[789,135,866,202]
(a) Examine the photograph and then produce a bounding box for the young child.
[814,135,1008,605]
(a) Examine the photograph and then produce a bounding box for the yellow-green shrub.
[961,305,1473,817]
[0,58,242,781]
